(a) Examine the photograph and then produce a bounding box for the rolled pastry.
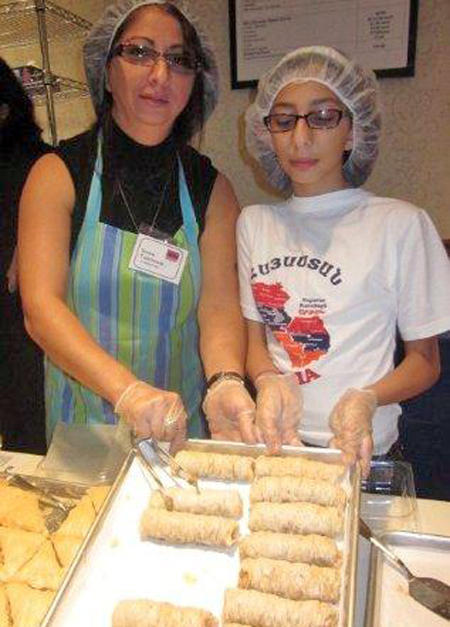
[250,476,346,509]
[239,532,341,567]
[249,502,343,537]
[174,451,254,482]
[239,557,341,603]
[222,589,338,627]
[149,487,243,518]
[255,456,344,483]
[140,508,239,547]
[112,599,218,626]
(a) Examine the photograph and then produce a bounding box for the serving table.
[2,450,449,626]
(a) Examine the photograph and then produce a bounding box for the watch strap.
[206,371,244,390]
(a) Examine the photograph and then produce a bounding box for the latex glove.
[203,379,258,443]
[329,388,377,479]
[114,381,187,453]
[255,372,303,454]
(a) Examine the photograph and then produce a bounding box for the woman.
[237,46,450,476]
[18,1,256,450]
[0,58,50,453]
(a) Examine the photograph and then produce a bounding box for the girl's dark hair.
[0,57,44,153]
[98,3,209,145]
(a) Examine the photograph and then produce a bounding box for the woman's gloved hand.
[203,379,258,443]
[114,381,187,453]
[329,388,377,478]
[254,372,303,454]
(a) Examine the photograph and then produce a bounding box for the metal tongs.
[1,469,72,513]
[132,437,200,510]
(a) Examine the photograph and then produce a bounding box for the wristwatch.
[206,371,245,390]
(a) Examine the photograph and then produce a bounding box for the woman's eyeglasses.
[264,109,348,133]
[111,41,200,75]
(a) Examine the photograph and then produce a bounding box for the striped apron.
[45,141,205,440]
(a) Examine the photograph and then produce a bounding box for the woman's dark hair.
[0,57,44,154]
[99,3,210,145]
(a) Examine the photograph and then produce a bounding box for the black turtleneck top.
[57,121,218,253]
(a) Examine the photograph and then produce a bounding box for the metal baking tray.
[41,440,361,627]
[364,531,450,627]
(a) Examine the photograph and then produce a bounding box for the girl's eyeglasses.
[264,109,348,133]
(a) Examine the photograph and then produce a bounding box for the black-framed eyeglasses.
[264,109,347,133]
[111,41,201,75]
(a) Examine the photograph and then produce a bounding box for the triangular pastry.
[0,527,45,581]
[0,487,46,534]
[51,534,83,569]
[86,486,110,513]
[0,584,11,627]
[55,495,96,539]
[6,583,54,627]
[11,540,63,591]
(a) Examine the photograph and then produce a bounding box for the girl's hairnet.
[83,0,219,122]
[245,46,381,191]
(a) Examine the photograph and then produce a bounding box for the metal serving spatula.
[360,518,450,620]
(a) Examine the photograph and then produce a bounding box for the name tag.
[129,233,188,285]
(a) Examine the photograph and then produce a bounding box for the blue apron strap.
[83,135,104,227]
[177,156,201,298]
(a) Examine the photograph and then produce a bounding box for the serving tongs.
[1,468,73,514]
[360,518,450,620]
[131,437,200,510]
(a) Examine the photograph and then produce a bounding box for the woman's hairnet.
[83,0,219,123]
[245,46,381,191]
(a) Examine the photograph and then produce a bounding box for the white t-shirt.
[237,188,450,454]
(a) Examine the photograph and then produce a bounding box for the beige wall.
[197,0,450,239]
[2,0,449,236]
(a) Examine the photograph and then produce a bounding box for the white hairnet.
[245,46,381,191]
[83,0,219,123]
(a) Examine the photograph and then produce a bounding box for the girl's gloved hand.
[254,372,303,454]
[114,381,187,453]
[203,379,258,443]
[329,388,377,478]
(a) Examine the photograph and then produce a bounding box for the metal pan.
[364,531,450,626]
[42,441,361,627]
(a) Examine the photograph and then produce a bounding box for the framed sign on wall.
[229,0,419,89]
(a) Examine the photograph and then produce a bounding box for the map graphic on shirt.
[252,281,330,369]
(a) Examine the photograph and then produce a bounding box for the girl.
[238,46,450,476]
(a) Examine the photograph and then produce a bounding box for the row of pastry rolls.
[140,472,243,547]
[223,452,347,627]
[116,449,346,627]
[173,450,345,484]
[0,483,110,627]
